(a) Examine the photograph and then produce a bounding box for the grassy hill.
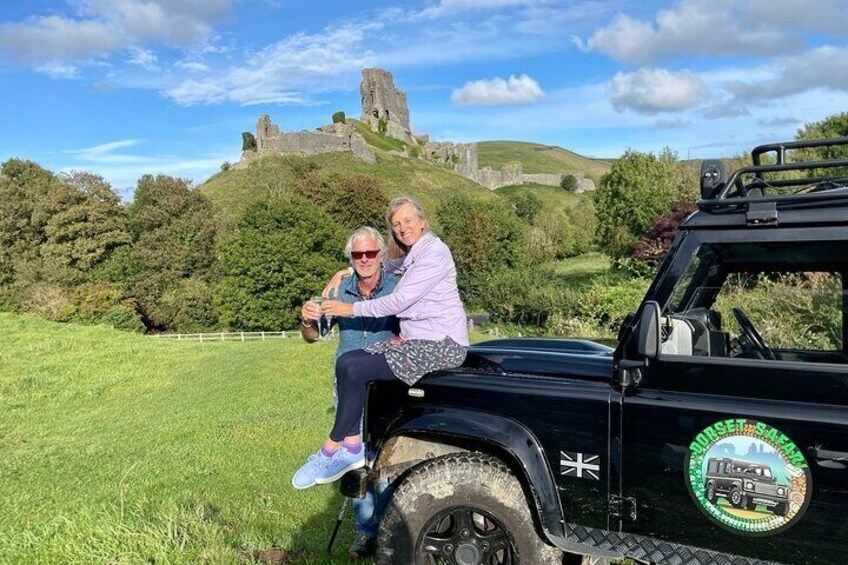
[478,140,611,182]
[496,181,593,213]
[0,312,361,562]
[201,151,492,224]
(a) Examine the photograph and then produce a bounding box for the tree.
[216,197,345,330]
[592,148,681,258]
[504,191,542,223]
[290,171,387,231]
[332,111,346,124]
[242,132,257,152]
[126,175,219,330]
[795,113,848,176]
[41,172,131,284]
[560,174,578,192]
[436,195,526,307]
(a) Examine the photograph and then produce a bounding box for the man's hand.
[321,299,354,318]
[301,300,322,324]
[322,268,353,298]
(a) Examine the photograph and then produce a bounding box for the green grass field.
[478,141,611,182]
[0,313,359,563]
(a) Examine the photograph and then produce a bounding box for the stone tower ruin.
[360,68,415,144]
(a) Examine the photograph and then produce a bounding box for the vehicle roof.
[683,187,848,230]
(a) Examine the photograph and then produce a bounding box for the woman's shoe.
[291,448,365,489]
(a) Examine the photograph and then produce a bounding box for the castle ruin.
[235,114,375,168]
[360,68,416,145]
[234,68,595,193]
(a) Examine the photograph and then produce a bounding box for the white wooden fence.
[151,328,337,342]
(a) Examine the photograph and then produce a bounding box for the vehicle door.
[615,228,848,564]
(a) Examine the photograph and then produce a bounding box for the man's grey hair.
[344,226,388,261]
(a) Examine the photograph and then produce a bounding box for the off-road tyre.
[774,502,788,517]
[729,486,743,508]
[705,481,717,504]
[375,452,561,565]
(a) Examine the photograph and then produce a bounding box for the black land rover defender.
[343,138,848,565]
[704,457,789,516]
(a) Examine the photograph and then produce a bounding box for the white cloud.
[35,61,79,79]
[416,0,547,19]
[727,46,848,102]
[0,16,121,64]
[582,0,805,64]
[127,47,159,70]
[451,74,545,106]
[609,68,709,114]
[65,138,153,164]
[165,24,375,106]
[0,0,233,66]
[174,60,210,73]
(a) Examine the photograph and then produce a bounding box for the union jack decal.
[560,451,601,481]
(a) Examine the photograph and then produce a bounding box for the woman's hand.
[321,299,355,318]
[322,268,353,298]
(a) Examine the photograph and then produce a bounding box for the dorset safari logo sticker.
[685,418,811,535]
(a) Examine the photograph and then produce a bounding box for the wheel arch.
[373,407,565,540]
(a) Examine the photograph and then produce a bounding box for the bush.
[436,195,526,308]
[290,171,387,231]
[593,148,684,258]
[158,278,219,333]
[216,197,346,330]
[378,119,387,135]
[332,111,346,124]
[560,174,578,192]
[408,146,422,159]
[503,192,542,224]
[631,201,697,268]
[242,132,256,152]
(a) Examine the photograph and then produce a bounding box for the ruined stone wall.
[477,164,523,189]
[424,141,479,182]
[236,115,375,168]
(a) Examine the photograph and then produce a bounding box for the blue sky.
[1,0,847,199]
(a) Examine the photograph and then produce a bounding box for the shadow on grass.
[286,489,374,565]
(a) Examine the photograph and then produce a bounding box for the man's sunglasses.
[351,250,380,260]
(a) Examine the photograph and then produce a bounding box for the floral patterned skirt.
[363,336,467,385]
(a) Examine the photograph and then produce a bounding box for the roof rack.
[698,137,848,209]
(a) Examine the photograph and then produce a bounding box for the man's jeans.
[333,383,388,537]
[353,479,390,537]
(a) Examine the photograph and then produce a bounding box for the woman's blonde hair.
[385,195,429,257]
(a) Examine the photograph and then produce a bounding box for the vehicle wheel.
[376,452,561,565]
[705,481,717,504]
[729,487,743,508]
[745,499,757,511]
[774,503,788,517]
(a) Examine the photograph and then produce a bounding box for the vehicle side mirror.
[638,301,662,359]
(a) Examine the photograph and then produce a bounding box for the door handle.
[809,447,848,469]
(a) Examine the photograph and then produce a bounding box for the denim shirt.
[331,265,400,358]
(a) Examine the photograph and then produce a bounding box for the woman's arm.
[354,245,449,318]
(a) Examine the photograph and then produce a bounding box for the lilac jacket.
[353,231,469,346]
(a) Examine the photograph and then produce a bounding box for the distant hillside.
[495,182,592,212]
[478,141,611,182]
[200,152,492,224]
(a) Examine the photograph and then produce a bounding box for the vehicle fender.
[378,406,565,539]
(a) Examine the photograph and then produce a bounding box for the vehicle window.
[663,242,846,364]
